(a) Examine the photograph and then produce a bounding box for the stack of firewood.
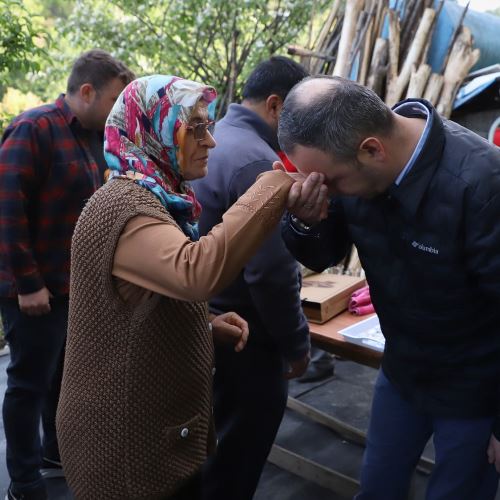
[288,0,480,117]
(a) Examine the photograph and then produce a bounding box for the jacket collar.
[55,94,79,126]
[387,99,446,216]
[222,103,280,151]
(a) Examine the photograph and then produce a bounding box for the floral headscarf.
[104,75,217,240]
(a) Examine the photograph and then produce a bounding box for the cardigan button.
[212,367,216,376]
[181,428,189,438]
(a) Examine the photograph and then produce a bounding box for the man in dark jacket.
[277,75,500,499]
[0,50,134,500]
[192,56,310,500]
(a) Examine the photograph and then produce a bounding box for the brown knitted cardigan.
[57,179,215,500]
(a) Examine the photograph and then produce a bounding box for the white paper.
[338,315,385,352]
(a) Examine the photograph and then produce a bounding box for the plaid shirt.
[0,95,102,298]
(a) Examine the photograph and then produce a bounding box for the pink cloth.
[349,304,375,316]
[349,285,374,315]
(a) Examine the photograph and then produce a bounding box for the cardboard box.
[300,273,366,324]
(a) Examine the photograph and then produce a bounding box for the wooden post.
[386,9,400,88]
[423,73,444,105]
[374,0,388,39]
[359,16,375,85]
[313,0,341,54]
[386,7,436,107]
[439,1,470,73]
[287,45,336,63]
[437,26,480,117]
[406,63,432,98]
[333,0,365,77]
[366,37,388,96]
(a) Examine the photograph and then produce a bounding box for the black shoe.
[297,364,335,384]
[40,457,65,479]
[5,482,47,500]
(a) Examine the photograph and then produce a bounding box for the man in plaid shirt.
[0,50,134,500]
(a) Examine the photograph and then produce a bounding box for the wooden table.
[268,311,432,498]
[308,311,382,369]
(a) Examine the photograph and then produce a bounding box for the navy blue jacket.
[192,104,310,361]
[282,99,500,423]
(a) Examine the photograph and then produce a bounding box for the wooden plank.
[308,311,382,369]
[286,397,434,475]
[268,445,359,497]
[287,397,365,445]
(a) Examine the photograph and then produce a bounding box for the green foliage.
[0,0,326,127]
[62,0,324,115]
[0,0,48,89]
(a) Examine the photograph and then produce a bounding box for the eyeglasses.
[185,120,215,141]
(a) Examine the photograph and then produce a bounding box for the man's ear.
[358,137,386,162]
[79,83,96,104]
[265,94,283,120]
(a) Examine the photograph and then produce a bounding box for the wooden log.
[350,1,378,81]
[374,1,389,39]
[400,0,424,66]
[420,0,445,66]
[349,10,369,80]
[313,0,341,54]
[406,63,432,98]
[366,37,388,96]
[437,26,480,117]
[386,7,436,107]
[287,44,336,62]
[320,28,343,74]
[349,10,370,62]
[333,0,364,77]
[423,73,444,105]
[440,1,470,73]
[359,16,375,85]
[387,9,400,85]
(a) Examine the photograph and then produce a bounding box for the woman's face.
[176,100,216,180]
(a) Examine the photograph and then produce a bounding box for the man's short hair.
[278,76,395,161]
[67,49,135,95]
[242,56,309,102]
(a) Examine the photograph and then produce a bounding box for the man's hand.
[211,312,249,352]
[18,287,52,316]
[273,161,329,226]
[487,434,500,473]
[285,350,311,380]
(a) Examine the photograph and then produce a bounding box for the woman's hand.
[211,312,249,352]
[273,161,329,226]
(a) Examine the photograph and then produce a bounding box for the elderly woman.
[55,75,295,500]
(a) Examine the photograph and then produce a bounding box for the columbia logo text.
[411,241,439,255]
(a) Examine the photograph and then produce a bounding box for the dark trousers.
[201,341,288,500]
[0,297,68,491]
[355,369,499,500]
[169,470,201,500]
